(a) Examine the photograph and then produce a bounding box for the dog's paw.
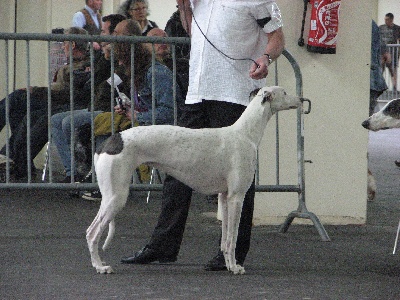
[230,265,245,275]
[96,265,114,274]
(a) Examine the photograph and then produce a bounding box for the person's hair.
[386,13,394,20]
[114,19,151,89]
[102,14,127,34]
[118,0,150,18]
[64,27,89,52]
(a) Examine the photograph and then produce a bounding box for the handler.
[121,0,285,271]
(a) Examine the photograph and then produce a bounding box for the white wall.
[378,0,400,25]
[253,0,376,225]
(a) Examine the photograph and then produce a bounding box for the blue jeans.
[51,109,102,176]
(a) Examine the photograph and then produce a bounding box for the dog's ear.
[249,88,261,101]
[262,91,273,104]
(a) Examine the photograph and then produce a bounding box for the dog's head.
[362,98,400,131]
[250,86,304,113]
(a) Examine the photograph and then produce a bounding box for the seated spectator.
[81,19,181,200]
[146,28,189,114]
[118,0,158,35]
[0,27,90,180]
[51,14,127,183]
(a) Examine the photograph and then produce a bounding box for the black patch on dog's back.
[383,99,400,119]
[96,133,124,155]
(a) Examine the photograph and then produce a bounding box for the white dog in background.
[362,99,400,131]
[86,86,306,275]
[362,99,400,201]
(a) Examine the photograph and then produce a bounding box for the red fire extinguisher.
[298,0,341,54]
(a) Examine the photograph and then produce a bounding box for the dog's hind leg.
[86,187,130,274]
[86,207,115,274]
[224,192,246,275]
[86,154,133,274]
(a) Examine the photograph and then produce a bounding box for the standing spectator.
[379,13,400,91]
[118,0,158,36]
[120,0,285,272]
[370,20,387,116]
[72,0,103,51]
[165,8,190,59]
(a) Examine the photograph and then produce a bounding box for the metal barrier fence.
[0,32,329,241]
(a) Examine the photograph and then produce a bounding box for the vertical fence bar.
[68,41,75,182]
[47,41,53,182]
[25,40,32,183]
[4,40,11,182]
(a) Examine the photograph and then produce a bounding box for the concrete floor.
[1,128,400,299]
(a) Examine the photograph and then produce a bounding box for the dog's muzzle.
[361,120,370,129]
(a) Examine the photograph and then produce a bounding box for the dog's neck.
[232,99,273,147]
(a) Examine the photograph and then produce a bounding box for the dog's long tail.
[102,220,115,251]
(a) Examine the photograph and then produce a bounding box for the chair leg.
[41,142,50,182]
[146,168,162,203]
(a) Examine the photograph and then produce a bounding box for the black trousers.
[148,100,255,263]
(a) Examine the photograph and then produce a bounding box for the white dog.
[362,99,400,131]
[362,99,400,201]
[86,86,305,275]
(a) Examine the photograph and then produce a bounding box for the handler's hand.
[249,56,270,80]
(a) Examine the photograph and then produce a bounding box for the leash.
[182,0,260,68]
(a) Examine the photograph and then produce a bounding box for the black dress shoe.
[204,251,244,271]
[121,246,177,264]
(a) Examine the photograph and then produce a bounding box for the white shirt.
[186,0,283,106]
[72,5,100,29]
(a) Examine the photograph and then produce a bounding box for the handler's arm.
[249,27,285,80]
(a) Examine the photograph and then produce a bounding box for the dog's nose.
[361,120,370,129]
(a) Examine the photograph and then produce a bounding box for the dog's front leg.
[224,193,246,275]
[218,192,229,270]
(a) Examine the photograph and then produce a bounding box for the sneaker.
[82,190,102,201]
[0,154,14,169]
